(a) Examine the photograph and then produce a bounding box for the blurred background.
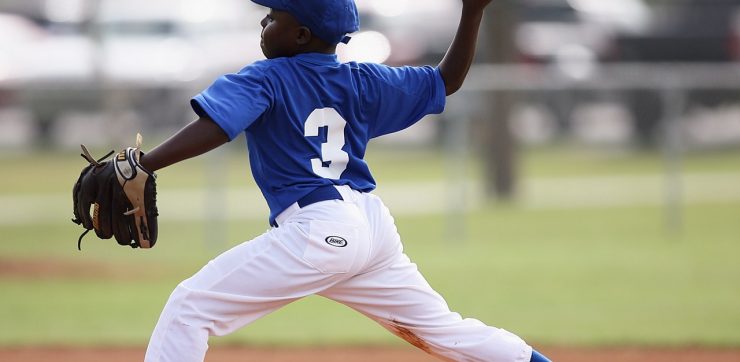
[1,0,739,359]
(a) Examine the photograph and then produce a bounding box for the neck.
[301,41,337,55]
[299,32,337,54]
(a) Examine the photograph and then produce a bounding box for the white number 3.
[304,108,349,179]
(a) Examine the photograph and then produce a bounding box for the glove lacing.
[71,146,114,251]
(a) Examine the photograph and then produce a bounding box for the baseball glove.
[72,134,158,250]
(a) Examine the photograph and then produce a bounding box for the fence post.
[445,115,471,242]
[660,87,687,234]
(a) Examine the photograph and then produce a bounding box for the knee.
[162,284,213,331]
[384,320,531,362]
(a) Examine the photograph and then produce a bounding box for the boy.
[142,0,551,361]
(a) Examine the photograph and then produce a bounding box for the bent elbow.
[445,81,463,96]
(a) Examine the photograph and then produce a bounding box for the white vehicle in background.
[0,13,47,107]
[0,13,45,82]
[94,0,263,83]
[14,0,263,144]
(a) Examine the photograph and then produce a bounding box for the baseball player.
[140,0,551,361]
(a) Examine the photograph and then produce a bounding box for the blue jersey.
[191,52,446,225]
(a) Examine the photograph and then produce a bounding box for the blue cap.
[252,0,360,44]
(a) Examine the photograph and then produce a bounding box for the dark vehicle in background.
[511,0,651,141]
[614,0,740,144]
[615,0,740,63]
[512,0,740,146]
[515,0,649,65]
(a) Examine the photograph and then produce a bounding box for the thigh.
[320,251,455,331]
[175,228,340,336]
[320,251,531,362]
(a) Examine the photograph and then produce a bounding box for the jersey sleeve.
[190,62,273,141]
[361,64,447,138]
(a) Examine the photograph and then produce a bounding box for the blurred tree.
[480,1,518,200]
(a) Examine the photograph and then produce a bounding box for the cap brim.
[250,0,283,9]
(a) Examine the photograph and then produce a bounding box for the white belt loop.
[333,185,356,202]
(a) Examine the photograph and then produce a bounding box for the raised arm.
[438,0,493,96]
[140,116,229,172]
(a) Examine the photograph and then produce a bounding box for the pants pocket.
[303,220,361,274]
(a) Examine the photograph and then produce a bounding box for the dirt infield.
[2,346,740,362]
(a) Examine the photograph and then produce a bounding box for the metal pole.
[660,87,687,234]
[445,115,470,243]
[205,145,229,250]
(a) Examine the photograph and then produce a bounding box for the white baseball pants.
[145,186,532,362]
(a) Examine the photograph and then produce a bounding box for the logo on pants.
[325,236,347,247]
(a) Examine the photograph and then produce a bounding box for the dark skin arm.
[438,0,493,96]
[139,116,228,172]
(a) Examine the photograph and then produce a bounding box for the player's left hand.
[71,134,159,250]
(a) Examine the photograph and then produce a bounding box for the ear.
[296,26,312,45]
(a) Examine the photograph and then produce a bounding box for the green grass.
[1,147,739,347]
[4,144,739,195]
